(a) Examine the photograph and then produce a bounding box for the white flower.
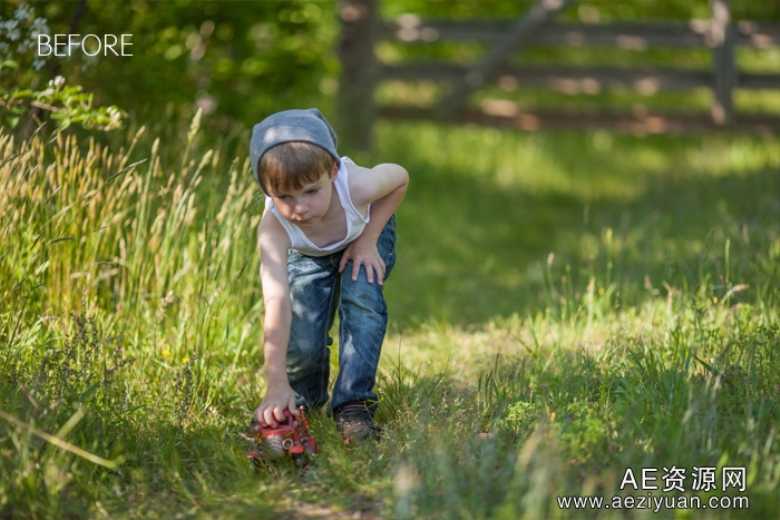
[14,5,33,22]
[32,17,49,33]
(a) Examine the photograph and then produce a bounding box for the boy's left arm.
[338,163,409,284]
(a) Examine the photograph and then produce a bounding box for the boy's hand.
[339,236,385,285]
[255,380,298,428]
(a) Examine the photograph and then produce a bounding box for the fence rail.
[379,104,780,134]
[379,19,780,49]
[380,64,780,93]
[337,0,780,151]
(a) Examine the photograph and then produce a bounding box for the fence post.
[710,0,736,125]
[338,0,377,152]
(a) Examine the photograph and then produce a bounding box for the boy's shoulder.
[345,159,408,208]
[258,208,291,252]
[344,159,371,207]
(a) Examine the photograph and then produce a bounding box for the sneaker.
[334,401,381,443]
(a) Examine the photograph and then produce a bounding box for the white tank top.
[264,157,371,257]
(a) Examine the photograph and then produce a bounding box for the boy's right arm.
[255,210,298,427]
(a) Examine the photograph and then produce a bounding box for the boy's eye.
[305,188,319,195]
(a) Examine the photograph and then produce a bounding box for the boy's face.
[268,164,337,224]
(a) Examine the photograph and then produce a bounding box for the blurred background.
[4,1,780,136]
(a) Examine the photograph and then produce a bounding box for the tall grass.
[1,116,271,517]
[1,115,778,518]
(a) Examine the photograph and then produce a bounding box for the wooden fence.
[337,0,780,150]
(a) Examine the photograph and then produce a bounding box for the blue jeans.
[285,215,396,413]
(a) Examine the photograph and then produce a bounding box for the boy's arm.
[339,163,409,283]
[256,210,297,426]
[352,163,409,241]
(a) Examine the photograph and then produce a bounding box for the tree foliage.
[1,0,339,130]
[0,4,125,132]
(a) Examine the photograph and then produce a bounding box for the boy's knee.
[340,276,387,317]
[287,333,329,375]
[287,348,327,380]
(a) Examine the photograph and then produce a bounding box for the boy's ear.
[329,161,339,179]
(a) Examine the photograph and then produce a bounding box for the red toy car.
[245,407,318,466]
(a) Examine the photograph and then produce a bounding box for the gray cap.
[249,108,339,184]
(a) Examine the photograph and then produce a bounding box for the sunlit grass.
[375,121,780,327]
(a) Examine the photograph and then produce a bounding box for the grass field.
[1,115,778,518]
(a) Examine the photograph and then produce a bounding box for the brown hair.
[258,142,337,195]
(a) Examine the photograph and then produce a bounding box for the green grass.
[1,114,778,518]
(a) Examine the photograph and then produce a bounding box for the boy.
[249,108,408,442]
